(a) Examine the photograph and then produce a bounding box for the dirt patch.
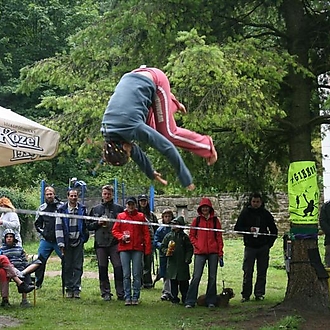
[219,305,330,329]
[45,270,103,279]
[0,316,21,328]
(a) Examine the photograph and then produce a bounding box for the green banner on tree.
[288,161,319,224]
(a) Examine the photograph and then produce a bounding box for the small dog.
[197,288,235,307]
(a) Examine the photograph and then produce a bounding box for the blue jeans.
[35,239,62,287]
[119,250,143,301]
[185,254,218,306]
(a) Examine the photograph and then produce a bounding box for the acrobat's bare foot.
[207,143,217,166]
[186,183,195,191]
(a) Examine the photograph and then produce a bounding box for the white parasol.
[0,106,60,166]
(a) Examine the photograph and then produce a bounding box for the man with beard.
[34,186,63,289]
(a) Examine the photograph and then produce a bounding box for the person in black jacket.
[137,194,158,289]
[319,201,330,267]
[234,192,278,302]
[34,186,63,289]
[87,185,124,301]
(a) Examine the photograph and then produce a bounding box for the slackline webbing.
[0,207,278,237]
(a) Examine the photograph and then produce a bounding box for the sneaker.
[131,300,139,306]
[66,291,73,298]
[160,294,170,301]
[36,284,42,290]
[73,291,80,299]
[1,299,11,307]
[103,294,111,301]
[125,300,131,306]
[241,297,250,303]
[17,282,35,294]
[20,300,32,308]
[208,304,216,308]
[255,296,264,301]
[185,304,193,308]
[117,296,125,301]
[171,298,180,304]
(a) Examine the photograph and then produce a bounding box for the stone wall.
[152,192,290,235]
[84,193,290,235]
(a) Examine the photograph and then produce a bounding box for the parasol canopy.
[0,106,60,166]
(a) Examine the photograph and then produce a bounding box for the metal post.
[121,182,125,206]
[114,178,118,203]
[149,185,155,212]
[40,180,46,204]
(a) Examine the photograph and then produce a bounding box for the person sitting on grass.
[0,229,42,307]
[0,254,35,307]
[1,229,42,307]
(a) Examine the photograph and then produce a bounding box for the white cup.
[253,227,260,238]
[123,230,130,243]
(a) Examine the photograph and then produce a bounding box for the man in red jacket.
[184,198,224,308]
[112,197,151,306]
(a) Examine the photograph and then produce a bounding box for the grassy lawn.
[0,237,323,329]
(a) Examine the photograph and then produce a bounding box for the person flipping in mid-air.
[101,66,217,190]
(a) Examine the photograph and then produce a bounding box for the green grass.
[0,238,318,329]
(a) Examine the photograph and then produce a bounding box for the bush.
[0,187,40,242]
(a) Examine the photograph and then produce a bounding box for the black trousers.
[241,245,270,299]
[170,279,189,303]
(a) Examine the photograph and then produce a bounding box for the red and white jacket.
[112,209,151,254]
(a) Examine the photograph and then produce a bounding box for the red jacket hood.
[197,198,214,215]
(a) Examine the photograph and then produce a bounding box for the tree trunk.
[278,0,330,313]
[283,235,329,312]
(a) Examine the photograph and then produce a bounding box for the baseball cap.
[138,194,148,201]
[126,196,137,204]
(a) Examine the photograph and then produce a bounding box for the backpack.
[195,216,218,239]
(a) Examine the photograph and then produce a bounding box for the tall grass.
[1,237,319,330]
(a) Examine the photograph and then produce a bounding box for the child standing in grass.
[153,209,174,300]
[161,215,193,304]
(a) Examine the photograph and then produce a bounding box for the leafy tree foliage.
[16,1,291,194]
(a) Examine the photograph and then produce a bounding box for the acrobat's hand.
[154,171,168,186]
[186,183,195,191]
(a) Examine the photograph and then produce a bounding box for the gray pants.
[185,254,218,306]
[63,241,84,293]
[96,245,124,298]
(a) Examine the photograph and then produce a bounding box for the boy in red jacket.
[185,198,224,308]
[112,197,151,306]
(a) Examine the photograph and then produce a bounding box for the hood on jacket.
[2,228,18,244]
[197,197,214,215]
[171,215,185,226]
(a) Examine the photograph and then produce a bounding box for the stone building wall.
[152,192,290,236]
[84,193,290,235]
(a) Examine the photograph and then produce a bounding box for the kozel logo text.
[0,127,43,151]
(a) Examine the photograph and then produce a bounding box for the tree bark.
[277,1,330,313]
[283,236,329,312]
